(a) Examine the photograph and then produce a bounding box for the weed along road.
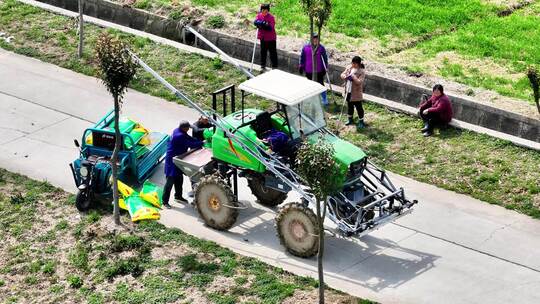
[2,49,540,304]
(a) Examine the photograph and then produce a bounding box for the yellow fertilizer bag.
[118,198,128,211]
[126,196,160,222]
[139,181,163,209]
[117,179,135,198]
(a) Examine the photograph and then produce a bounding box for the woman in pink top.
[253,4,278,70]
[418,84,453,137]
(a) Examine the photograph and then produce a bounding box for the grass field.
[0,0,539,219]
[123,0,540,105]
[0,169,371,304]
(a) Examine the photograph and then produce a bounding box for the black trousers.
[419,111,445,131]
[346,93,364,119]
[260,40,278,68]
[305,71,326,85]
[162,174,183,204]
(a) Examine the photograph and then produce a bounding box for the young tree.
[95,33,137,225]
[527,67,540,114]
[299,0,332,82]
[296,138,343,304]
[78,0,84,58]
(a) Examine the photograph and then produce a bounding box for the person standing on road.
[299,33,329,106]
[253,3,278,70]
[340,56,366,129]
[162,121,203,209]
[418,84,453,137]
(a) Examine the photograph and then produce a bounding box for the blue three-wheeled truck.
[69,110,169,211]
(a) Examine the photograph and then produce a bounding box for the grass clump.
[109,234,146,252]
[103,257,145,280]
[67,274,83,288]
[207,14,225,28]
[68,242,90,272]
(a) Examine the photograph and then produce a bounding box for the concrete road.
[1,49,540,304]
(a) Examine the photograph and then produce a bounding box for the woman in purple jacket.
[418,84,453,137]
[254,4,278,70]
[299,33,329,105]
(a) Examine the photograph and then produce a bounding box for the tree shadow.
[164,195,438,292]
[235,214,439,292]
[146,163,438,292]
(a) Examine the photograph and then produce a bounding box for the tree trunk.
[316,198,325,304]
[111,94,121,225]
[78,0,84,58]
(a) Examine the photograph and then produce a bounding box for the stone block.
[144,15,165,37]
[96,0,115,22]
[112,4,132,27]
[84,0,98,17]
[130,9,148,31]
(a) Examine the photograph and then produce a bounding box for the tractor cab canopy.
[239,70,327,139]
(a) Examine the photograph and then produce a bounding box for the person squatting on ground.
[162,121,203,209]
[191,115,213,141]
[299,33,329,106]
[253,3,278,70]
[340,56,366,129]
[418,84,453,137]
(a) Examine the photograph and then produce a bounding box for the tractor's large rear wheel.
[247,174,287,207]
[194,175,238,230]
[276,202,319,258]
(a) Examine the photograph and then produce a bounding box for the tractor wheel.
[75,190,92,212]
[194,175,238,231]
[276,202,319,258]
[247,174,287,207]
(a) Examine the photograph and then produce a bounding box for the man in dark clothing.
[162,121,203,208]
[418,84,453,137]
[260,129,289,155]
[299,33,329,105]
[191,116,213,141]
[254,4,278,70]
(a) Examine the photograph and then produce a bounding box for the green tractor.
[130,41,416,258]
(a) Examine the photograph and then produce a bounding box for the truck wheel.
[247,174,287,207]
[276,202,319,258]
[194,175,238,230]
[75,190,92,212]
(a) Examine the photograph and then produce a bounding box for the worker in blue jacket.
[162,121,203,209]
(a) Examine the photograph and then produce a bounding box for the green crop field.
[124,0,540,106]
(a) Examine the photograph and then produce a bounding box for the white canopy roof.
[238,69,326,106]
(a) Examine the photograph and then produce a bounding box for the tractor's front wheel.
[276,202,319,258]
[194,175,238,230]
[247,174,287,207]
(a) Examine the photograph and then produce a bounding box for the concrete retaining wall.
[38,0,540,142]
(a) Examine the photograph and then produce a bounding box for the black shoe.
[163,203,172,209]
[346,119,354,126]
[174,197,188,204]
[423,130,433,137]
